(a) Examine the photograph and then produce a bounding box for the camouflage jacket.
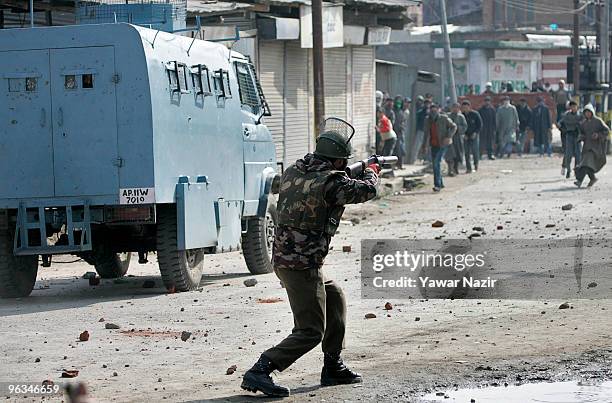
[273,153,378,270]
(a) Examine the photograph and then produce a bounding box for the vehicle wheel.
[92,248,131,279]
[156,204,204,292]
[0,212,38,298]
[242,201,276,274]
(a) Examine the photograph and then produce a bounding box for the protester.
[531,97,553,157]
[479,96,497,160]
[383,97,395,127]
[505,82,515,93]
[575,104,609,188]
[424,104,457,192]
[559,100,583,179]
[445,103,467,177]
[482,82,495,95]
[516,97,532,157]
[414,99,431,162]
[496,96,520,158]
[375,90,384,108]
[552,80,570,124]
[399,97,411,169]
[392,95,407,169]
[461,100,483,173]
[377,107,397,157]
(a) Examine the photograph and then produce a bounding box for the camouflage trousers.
[263,267,346,371]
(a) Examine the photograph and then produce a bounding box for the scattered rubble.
[61,369,79,378]
[342,245,352,252]
[180,331,192,342]
[562,204,574,211]
[226,365,237,375]
[559,302,571,310]
[432,220,444,228]
[243,278,258,287]
[79,331,90,342]
[365,313,377,319]
[384,302,393,311]
[105,323,121,330]
[82,272,96,279]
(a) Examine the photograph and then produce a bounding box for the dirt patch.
[257,297,283,303]
[119,329,182,338]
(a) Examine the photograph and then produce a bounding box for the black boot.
[321,352,362,386]
[241,355,290,397]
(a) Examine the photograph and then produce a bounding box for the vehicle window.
[166,61,189,93]
[25,77,37,92]
[82,74,93,89]
[65,75,77,90]
[213,69,228,98]
[191,64,212,96]
[223,70,232,98]
[235,62,260,111]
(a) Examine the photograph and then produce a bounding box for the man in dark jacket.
[559,101,582,178]
[392,95,406,168]
[479,96,497,160]
[575,104,609,187]
[461,100,483,172]
[516,98,532,157]
[424,104,457,191]
[242,119,380,397]
[531,97,552,157]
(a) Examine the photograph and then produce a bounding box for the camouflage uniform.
[263,153,378,371]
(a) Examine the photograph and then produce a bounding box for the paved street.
[1,154,611,402]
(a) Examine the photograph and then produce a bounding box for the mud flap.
[175,176,217,250]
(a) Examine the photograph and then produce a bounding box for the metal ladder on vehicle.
[13,202,93,255]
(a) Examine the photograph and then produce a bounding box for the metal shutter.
[258,40,285,162]
[351,46,375,157]
[323,48,347,120]
[284,42,311,164]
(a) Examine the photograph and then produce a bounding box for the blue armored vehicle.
[0,24,279,297]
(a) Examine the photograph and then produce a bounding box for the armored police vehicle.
[0,23,279,297]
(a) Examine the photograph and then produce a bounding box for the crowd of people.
[375,79,609,192]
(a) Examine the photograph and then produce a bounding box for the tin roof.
[186,0,253,15]
[187,0,419,13]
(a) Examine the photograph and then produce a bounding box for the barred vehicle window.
[235,62,260,109]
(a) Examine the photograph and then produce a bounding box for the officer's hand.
[367,163,381,174]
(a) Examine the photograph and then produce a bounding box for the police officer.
[241,118,380,397]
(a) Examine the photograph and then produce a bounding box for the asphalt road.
[1,153,611,402]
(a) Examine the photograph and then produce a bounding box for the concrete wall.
[376,42,443,102]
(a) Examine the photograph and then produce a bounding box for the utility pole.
[29,0,34,27]
[312,0,325,135]
[600,0,610,84]
[440,0,457,104]
[573,0,581,95]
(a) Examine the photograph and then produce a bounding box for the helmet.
[314,117,355,159]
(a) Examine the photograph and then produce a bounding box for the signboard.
[494,49,541,61]
[488,59,531,93]
[367,26,391,45]
[434,48,467,59]
[300,4,343,48]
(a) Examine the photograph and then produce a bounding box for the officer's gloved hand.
[367,163,381,174]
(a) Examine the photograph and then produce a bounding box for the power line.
[494,0,594,15]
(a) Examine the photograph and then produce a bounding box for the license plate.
[120,187,155,205]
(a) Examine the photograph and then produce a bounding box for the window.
[82,74,93,89]
[65,75,77,90]
[213,69,231,98]
[25,77,37,92]
[235,62,260,111]
[190,64,212,96]
[8,78,24,92]
[166,61,189,93]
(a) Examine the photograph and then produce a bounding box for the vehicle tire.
[92,248,131,279]
[156,204,204,292]
[0,212,38,298]
[242,201,276,274]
